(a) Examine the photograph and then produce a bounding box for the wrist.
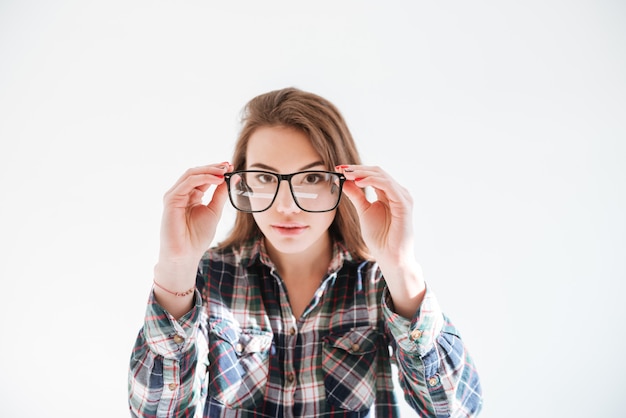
[153,279,195,297]
[376,253,422,277]
[153,260,198,290]
[378,259,425,299]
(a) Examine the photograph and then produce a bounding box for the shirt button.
[173,335,184,344]
[289,327,297,336]
[235,343,244,353]
[286,372,295,383]
[168,383,177,390]
[351,343,360,352]
[428,375,439,387]
[410,329,423,341]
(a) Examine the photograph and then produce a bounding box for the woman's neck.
[265,234,332,283]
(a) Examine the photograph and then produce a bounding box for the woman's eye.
[304,174,323,184]
[256,174,276,184]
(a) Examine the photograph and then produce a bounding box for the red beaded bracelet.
[153,280,195,297]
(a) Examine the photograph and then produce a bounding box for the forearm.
[129,332,208,417]
[153,260,199,319]
[128,292,208,416]
[378,258,426,319]
[383,288,483,416]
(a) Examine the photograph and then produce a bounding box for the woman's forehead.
[246,126,325,172]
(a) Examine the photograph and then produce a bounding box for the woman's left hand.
[337,164,415,265]
[337,164,425,317]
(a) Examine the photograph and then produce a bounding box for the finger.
[341,180,370,214]
[165,171,227,205]
[362,178,412,215]
[336,164,382,176]
[371,186,390,206]
[336,165,388,188]
[206,182,229,213]
[168,162,231,192]
[339,165,409,204]
[188,188,205,206]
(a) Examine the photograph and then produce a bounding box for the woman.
[128,87,483,417]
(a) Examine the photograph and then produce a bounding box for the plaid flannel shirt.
[129,238,482,417]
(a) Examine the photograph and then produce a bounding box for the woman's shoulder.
[201,238,262,268]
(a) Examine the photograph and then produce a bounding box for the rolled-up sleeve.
[383,286,483,417]
[128,289,209,417]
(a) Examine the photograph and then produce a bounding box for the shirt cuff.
[382,284,444,357]
[143,288,203,359]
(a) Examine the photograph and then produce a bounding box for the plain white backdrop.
[1,1,624,417]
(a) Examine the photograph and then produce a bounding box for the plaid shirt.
[129,239,482,417]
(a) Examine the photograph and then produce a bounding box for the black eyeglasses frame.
[223,170,346,213]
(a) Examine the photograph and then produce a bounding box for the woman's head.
[218,87,369,260]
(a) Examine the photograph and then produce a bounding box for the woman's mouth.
[271,223,308,236]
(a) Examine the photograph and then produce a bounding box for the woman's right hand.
[153,163,232,314]
[159,163,232,263]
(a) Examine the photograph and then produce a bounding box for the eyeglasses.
[224,170,346,213]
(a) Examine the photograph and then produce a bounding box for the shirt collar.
[241,236,355,275]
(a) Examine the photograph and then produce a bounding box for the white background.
[1,1,624,417]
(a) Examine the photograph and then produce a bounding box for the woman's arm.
[337,164,425,318]
[340,164,483,415]
[383,284,483,416]
[129,163,231,414]
[128,290,209,417]
[154,163,231,319]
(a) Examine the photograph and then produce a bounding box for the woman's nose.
[274,182,300,213]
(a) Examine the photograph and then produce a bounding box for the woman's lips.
[271,223,308,236]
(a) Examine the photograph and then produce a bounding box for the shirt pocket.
[207,320,273,409]
[322,326,379,412]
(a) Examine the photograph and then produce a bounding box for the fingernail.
[336,165,354,172]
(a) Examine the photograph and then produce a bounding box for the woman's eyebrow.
[248,161,326,171]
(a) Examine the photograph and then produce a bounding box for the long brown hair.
[217,87,370,260]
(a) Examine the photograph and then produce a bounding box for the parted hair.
[217,87,370,261]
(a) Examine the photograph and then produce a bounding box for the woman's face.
[246,125,336,257]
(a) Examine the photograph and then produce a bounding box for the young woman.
[128,87,483,417]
